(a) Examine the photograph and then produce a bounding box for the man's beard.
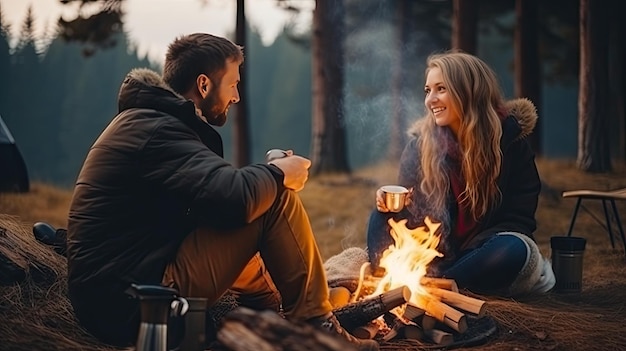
[199,90,229,127]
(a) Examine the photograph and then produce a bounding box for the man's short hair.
[163,33,244,95]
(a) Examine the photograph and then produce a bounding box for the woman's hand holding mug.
[376,185,411,213]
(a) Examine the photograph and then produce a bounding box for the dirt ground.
[1,157,625,350]
[302,158,626,351]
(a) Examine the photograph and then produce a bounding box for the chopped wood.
[415,313,437,331]
[329,286,352,308]
[424,328,454,346]
[381,317,403,342]
[438,302,468,333]
[379,285,412,311]
[402,323,424,341]
[381,325,399,342]
[402,303,425,320]
[413,295,446,322]
[351,322,379,340]
[425,286,486,316]
[381,313,424,342]
[333,285,411,330]
[413,295,467,333]
[403,303,445,331]
[420,277,459,292]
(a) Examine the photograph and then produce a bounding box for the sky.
[1,0,314,63]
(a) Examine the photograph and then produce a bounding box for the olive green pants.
[162,190,333,321]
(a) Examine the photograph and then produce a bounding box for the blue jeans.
[366,210,528,293]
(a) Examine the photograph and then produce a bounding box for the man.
[66,33,378,351]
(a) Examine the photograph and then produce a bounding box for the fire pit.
[378,315,497,350]
[330,280,497,349]
[329,217,498,349]
[213,217,499,350]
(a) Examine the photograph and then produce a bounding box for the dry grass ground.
[1,158,625,350]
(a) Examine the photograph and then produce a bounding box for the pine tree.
[10,6,48,180]
[0,3,13,114]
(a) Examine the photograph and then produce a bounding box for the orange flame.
[369,216,443,306]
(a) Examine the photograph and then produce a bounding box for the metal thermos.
[550,236,587,293]
[127,284,189,351]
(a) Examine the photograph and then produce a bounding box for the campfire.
[211,217,494,350]
[332,217,488,346]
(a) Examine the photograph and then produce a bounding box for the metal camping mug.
[265,148,288,163]
[380,185,410,213]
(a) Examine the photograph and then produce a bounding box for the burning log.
[333,285,411,331]
[381,313,405,342]
[381,312,424,342]
[329,286,352,308]
[420,277,459,293]
[414,295,468,333]
[425,287,486,316]
[402,303,425,320]
[403,303,436,330]
[334,215,492,346]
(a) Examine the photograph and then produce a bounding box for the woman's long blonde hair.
[415,52,504,220]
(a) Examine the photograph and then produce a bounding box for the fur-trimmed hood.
[503,98,538,140]
[116,68,198,118]
[125,68,182,97]
[115,67,224,156]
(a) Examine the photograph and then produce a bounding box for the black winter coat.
[398,98,541,270]
[66,68,284,346]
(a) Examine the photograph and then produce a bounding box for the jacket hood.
[117,68,196,117]
[503,98,537,140]
[115,68,224,155]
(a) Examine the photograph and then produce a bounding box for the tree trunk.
[514,0,542,155]
[608,3,625,161]
[310,0,350,175]
[388,0,410,161]
[577,0,611,172]
[233,0,251,167]
[451,0,478,54]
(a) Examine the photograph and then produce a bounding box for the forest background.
[2,0,617,188]
[1,1,626,349]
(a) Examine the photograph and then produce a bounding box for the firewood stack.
[214,286,411,351]
[213,279,487,350]
[340,277,488,347]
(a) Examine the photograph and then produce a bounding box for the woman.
[367,51,554,296]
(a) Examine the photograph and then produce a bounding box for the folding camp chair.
[562,188,626,254]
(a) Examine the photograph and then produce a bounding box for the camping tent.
[0,114,29,192]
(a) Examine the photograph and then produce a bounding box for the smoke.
[343,15,430,168]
